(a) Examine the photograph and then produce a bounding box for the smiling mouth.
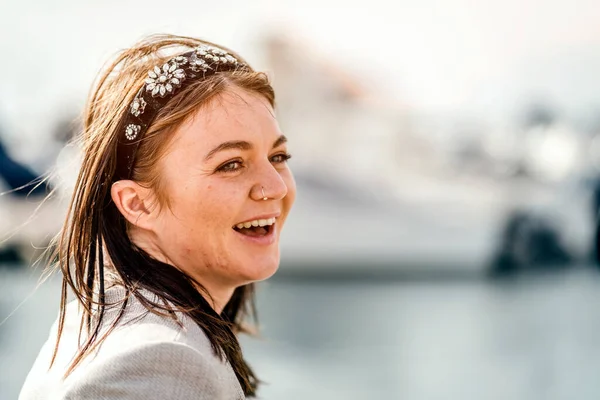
[233,224,273,237]
[233,218,275,237]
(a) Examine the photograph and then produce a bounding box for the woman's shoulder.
[59,338,233,400]
[72,287,243,398]
[19,286,244,400]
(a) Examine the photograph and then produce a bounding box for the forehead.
[174,87,279,150]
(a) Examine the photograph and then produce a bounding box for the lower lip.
[233,224,277,246]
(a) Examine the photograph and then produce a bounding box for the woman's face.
[150,86,296,291]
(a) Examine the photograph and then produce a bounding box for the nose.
[252,161,288,201]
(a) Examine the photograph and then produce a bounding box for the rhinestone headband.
[115,44,249,180]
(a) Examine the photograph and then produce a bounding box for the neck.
[196,284,235,315]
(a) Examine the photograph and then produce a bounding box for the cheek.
[163,177,249,246]
[180,182,243,229]
[171,194,229,257]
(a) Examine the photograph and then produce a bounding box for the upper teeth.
[236,217,276,229]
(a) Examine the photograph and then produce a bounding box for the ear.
[111,180,159,231]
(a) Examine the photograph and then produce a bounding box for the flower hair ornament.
[115,44,249,180]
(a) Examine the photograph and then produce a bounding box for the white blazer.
[19,285,245,400]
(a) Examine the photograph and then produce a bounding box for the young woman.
[19,34,296,399]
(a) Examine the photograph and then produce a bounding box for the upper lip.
[234,212,281,226]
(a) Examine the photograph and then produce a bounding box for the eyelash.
[216,153,292,173]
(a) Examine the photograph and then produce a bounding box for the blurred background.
[2,0,600,398]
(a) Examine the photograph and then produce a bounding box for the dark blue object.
[0,139,48,197]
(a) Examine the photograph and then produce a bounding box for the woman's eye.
[217,160,243,173]
[271,153,292,164]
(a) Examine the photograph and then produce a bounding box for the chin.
[237,255,280,283]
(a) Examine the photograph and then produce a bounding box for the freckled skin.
[148,87,296,304]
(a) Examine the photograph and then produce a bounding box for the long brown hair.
[48,34,275,397]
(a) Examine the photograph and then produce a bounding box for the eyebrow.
[272,135,288,149]
[204,135,288,161]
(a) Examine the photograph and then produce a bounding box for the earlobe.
[110,181,155,230]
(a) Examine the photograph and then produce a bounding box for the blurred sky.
[2,0,600,144]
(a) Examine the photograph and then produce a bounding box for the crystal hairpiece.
[116,45,249,180]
